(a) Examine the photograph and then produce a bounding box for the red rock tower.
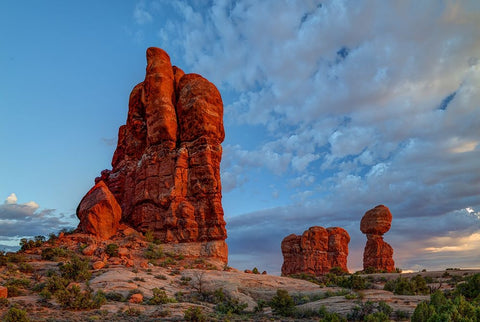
[77,47,227,262]
[281,226,350,276]
[360,205,395,272]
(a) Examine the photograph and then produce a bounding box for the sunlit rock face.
[281,226,350,276]
[76,181,122,240]
[360,205,395,272]
[77,47,227,263]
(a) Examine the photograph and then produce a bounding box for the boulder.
[76,181,122,240]
[0,286,7,298]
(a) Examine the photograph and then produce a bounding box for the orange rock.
[361,205,395,272]
[118,247,129,257]
[281,226,350,276]
[125,259,134,267]
[129,293,143,304]
[82,244,97,256]
[76,181,122,240]
[109,257,122,265]
[90,47,227,263]
[244,269,252,274]
[139,261,149,269]
[0,286,7,298]
[360,205,392,235]
[92,261,105,270]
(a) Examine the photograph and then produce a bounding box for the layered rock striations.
[281,226,350,276]
[77,47,227,262]
[360,205,395,272]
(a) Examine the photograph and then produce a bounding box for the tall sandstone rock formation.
[360,205,395,272]
[77,47,227,262]
[281,226,350,276]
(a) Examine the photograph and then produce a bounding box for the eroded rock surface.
[77,47,227,261]
[281,226,350,276]
[76,181,122,240]
[361,205,395,272]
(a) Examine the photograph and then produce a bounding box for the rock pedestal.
[281,226,350,276]
[360,205,395,272]
[77,47,227,262]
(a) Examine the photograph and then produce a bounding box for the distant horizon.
[1,1,479,274]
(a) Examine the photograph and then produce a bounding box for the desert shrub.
[330,266,348,275]
[411,290,480,322]
[155,274,167,280]
[123,307,142,316]
[41,247,70,261]
[17,262,34,273]
[0,298,9,308]
[384,275,429,295]
[5,278,30,288]
[377,301,393,316]
[160,257,176,267]
[270,289,295,317]
[348,301,376,321]
[144,230,154,242]
[395,310,410,319]
[59,255,91,282]
[252,267,259,274]
[364,312,390,322]
[55,285,106,310]
[293,306,347,320]
[2,306,30,322]
[45,274,69,293]
[148,288,176,305]
[143,243,163,260]
[5,252,26,263]
[184,306,207,322]
[337,274,370,290]
[289,272,323,285]
[213,288,247,314]
[105,244,119,257]
[105,292,125,302]
[456,273,480,300]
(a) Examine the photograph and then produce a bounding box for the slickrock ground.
[1,231,478,321]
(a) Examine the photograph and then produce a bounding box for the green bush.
[148,288,176,305]
[384,275,429,295]
[41,247,70,261]
[184,306,206,322]
[143,244,163,260]
[105,244,119,257]
[55,285,106,310]
[456,273,480,300]
[213,288,247,314]
[252,267,259,274]
[411,290,480,322]
[105,292,125,302]
[2,306,30,322]
[364,312,390,322]
[337,274,370,290]
[45,274,69,293]
[270,289,295,317]
[59,255,91,282]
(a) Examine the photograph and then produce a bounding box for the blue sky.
[1,0,479,274]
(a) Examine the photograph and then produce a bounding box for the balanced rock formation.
[77,47,227,262]
[76,181,122,240]
[360,205,395,272]
[281,226,350,276]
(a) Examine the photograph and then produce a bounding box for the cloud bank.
[0,193,74,250]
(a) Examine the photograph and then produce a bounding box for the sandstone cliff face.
[361,205,395,272]
[77,47,227,261]
[281,226,350,276]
